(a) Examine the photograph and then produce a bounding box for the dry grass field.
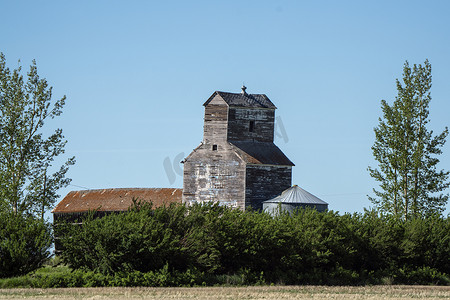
[0,285,449,300]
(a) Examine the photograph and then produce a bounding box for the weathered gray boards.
[183,87,294,210]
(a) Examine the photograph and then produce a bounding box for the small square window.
[212,145,218,151]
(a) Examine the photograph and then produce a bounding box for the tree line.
[55,202,450,286]
[0,53,449,284]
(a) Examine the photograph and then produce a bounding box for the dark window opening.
[212,145,217,151]
[249,120,255,132]
[228,109,235,120]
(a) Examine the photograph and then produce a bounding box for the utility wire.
[69,184,91,190]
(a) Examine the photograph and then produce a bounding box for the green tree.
[0,52,75,218]
[0,209,52,278]
[368,60,449,219]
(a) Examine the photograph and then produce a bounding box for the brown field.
[0,285,449,300]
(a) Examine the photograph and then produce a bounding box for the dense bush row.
[57,202,450,286]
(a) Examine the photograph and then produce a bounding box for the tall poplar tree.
[0,53,75,219]
[368,60,449,219]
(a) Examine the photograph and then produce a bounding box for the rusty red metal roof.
[52,188,182,214]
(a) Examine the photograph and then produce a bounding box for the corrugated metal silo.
[263,185,328,215]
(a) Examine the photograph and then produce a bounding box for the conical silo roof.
[264,185,327,205]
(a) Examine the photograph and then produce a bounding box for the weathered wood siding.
[184,91,293,211]
[244,165,292,210]
[183,142,246,210]
[227,107,275,142]
[203,95,229,143]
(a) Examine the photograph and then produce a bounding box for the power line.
[69,184,91,190]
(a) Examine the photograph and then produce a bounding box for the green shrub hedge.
[0,211,52,278]
[53,202,450,286]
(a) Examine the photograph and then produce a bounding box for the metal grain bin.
[263,185,328,215]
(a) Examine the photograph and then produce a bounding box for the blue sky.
[2,0,450,215]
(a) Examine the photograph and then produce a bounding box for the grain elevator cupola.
[182,87,294,210]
